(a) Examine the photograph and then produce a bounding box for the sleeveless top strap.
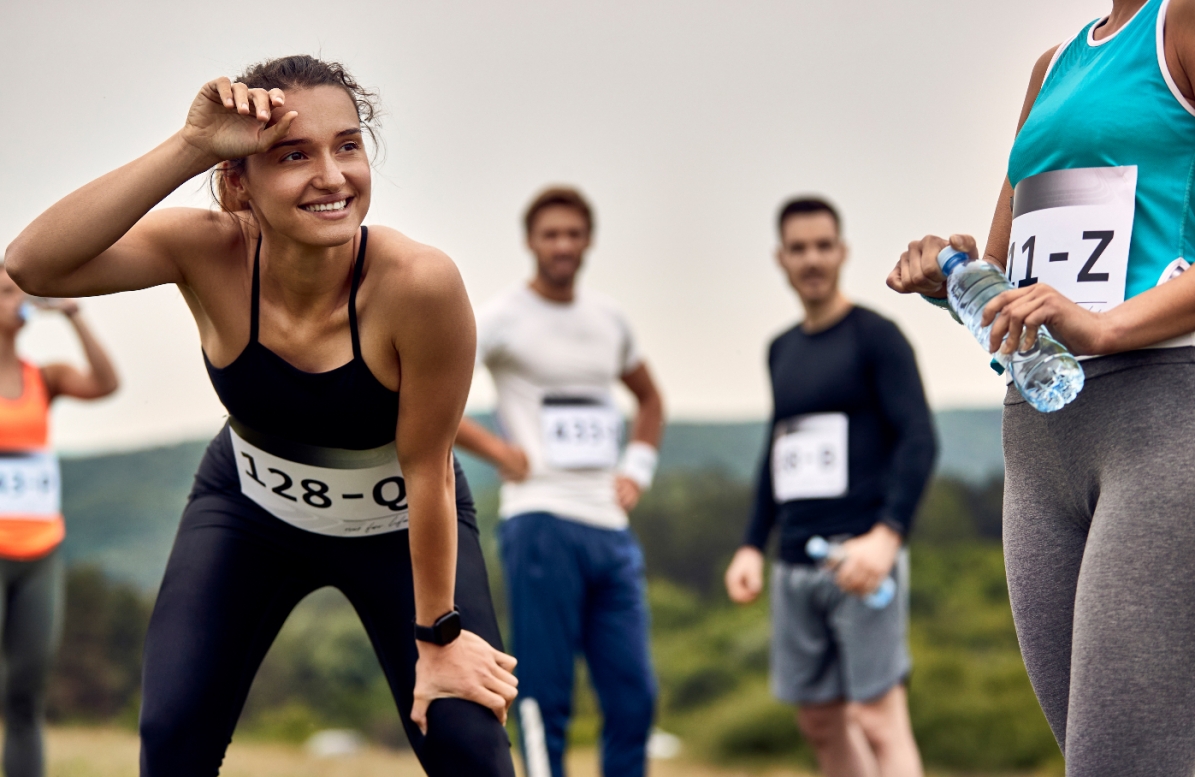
[349,226,369,361]
[250,235,262,344]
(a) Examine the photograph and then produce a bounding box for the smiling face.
[776,211,847,307]
[526,205,592,289]
[226,85,370,247]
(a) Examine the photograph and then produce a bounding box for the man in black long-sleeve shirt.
[725,197,936,777]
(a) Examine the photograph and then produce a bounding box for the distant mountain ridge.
[60,409,1003,588]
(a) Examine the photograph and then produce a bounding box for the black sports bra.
[203,227,399,450]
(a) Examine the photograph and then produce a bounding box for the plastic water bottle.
[805,536,896,609]
[937,247,1084,412]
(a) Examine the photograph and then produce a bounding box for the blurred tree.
[47,565,150,722]
[629,470,753,597]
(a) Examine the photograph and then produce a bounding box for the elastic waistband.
[228,418,395,469]
[1080,345,1195,381]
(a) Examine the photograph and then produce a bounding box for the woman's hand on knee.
[411,630,518,734]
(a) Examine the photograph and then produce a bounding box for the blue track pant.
[499,512,656,777]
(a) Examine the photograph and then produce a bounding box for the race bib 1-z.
[0,451,60,519]
[229,423,409,537]
[1008,166,1136,312]
[771,413,848,502]
[540,395,622,470]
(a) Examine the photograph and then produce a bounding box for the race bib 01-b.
[540,396,622,470]
[1008,166,1136,312]
[229,422,409,537]
[771,413,848,502]
[0,452,61,519]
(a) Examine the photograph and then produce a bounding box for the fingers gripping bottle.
[937,247,1084,412]
[805,536,896,609]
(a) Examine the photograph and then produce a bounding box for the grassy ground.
[42,726,817,777]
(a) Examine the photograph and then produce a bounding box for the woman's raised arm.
[4,78,296,297]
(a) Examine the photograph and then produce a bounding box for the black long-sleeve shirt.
[744,306,936,564]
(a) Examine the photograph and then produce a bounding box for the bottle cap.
[937,246,969,276]
[805,536,830,561]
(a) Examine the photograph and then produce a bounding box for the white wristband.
[618,442,658,490]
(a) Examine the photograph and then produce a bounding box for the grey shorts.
[770,550,910,706]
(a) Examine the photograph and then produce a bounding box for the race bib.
[540,396,622,470]
[1007,166,1136,312]
[229,423,409,537]
[0,452,61,519]
[771,413,848,502]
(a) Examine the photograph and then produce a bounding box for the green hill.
[60,409,1004,589]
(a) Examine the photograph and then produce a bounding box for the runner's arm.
[6,77,298,297]
[455,417,529,481]
[871,322,936,537]
[725,425,775,604]
[42,303,119,401]
[741,339,782,554]
[620,362,664,448]
[393,251,474,625]
[4,138,212,296]
[390,244,517,731]
[613,362,665,509]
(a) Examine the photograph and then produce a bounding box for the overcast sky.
[2,0,1104,452]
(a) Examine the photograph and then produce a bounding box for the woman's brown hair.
[210,55,381,212]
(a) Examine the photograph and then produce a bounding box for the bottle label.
[1007,165,1136,312]
[771,413,848,502]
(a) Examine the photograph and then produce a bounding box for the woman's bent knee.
[420,698,515,777]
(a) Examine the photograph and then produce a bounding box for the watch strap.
[414,607,462,645]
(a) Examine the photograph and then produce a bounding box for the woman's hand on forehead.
[180,77,298,165]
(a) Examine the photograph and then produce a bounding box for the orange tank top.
[0,362,63,560]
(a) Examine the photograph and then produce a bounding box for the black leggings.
[139,430,514,776]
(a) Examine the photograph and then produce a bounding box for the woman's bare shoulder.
[364,225,466,302]
[138,207,251,265]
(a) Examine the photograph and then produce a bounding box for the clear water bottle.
[937,247,1084,412]
[805,536,896,609]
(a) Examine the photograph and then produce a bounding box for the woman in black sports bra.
[4,56,517,776]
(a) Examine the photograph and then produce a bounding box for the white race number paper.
[1008,166,1136,313]
[541,398,622,470]
[229,427,409,537]
[771,413,848,502]
[0,452,60,518]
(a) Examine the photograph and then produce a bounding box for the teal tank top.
[1008,0,1195,301]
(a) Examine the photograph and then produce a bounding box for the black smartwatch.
[414,608,462,646]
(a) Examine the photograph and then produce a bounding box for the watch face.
[436,611,462,644]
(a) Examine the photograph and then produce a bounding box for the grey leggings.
[0,551,62,777]
[1003,348,1195,776]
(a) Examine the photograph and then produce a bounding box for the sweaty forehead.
[268,85,361,135]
